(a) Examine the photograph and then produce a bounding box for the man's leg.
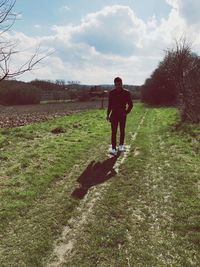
[119,115,126,146]
[111,118,118,149]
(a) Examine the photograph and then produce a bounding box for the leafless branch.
[0,45,54,81]
[0,0,17,34]
[0,0,51,81]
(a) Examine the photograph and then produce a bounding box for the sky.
[5,0,200,85]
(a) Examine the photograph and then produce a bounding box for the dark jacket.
[107,88,133,118]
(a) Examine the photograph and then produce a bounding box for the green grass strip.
[65,106,200,267]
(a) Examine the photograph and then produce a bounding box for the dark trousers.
[110,114,126,149]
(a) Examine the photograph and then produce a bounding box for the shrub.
[0,80,41,105]
[141,39,200,122]
[141,56,178,106]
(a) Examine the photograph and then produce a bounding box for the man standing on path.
[107,77,133,156]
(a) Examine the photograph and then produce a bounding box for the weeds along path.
[46,111,148,267]
[49,107,200,267]
[0,109,113,267]
[123,111,199,267]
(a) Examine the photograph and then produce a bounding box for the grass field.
[0,103,200,267]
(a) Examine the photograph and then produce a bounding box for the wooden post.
[101,95,104,109]
[101,91,106,109]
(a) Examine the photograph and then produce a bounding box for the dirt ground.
[0,100,105,128]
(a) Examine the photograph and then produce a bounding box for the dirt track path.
[46,113,147,267]
[45,108,200,267]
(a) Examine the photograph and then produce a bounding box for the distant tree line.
[141,40,200,123]
[0,78,142,106]
[30,79,67,91]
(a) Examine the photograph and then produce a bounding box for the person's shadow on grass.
[71,154,120,199]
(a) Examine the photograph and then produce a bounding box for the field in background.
[0,100,107,128]
[0,103,200,266]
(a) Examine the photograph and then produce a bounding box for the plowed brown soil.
[0,100,104,128]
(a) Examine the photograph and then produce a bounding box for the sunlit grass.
[65,106,200,267]
[0,104,200,266]
[0,110,110,225]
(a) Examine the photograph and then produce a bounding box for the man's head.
[114,77,122,90]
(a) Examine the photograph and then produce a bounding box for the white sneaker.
[110,148,117,156]
[118,145,124,152]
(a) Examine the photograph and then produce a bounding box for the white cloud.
[70,5,146,56]
[16,13,23,19]
[166,0,200,27]
[6,3,200,84]
[165,0,200,53]
[179,0,200,26]
[166,0,179,9]
[63,5,71,12]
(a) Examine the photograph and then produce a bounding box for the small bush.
[141,39,200,122]
[0,80,41,105]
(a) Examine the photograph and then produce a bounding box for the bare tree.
[0,0,49,81]
[141,37,200,122]
[169,39,200,122]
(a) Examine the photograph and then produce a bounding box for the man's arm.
[107,92,112,120]
[125,92,133,114]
